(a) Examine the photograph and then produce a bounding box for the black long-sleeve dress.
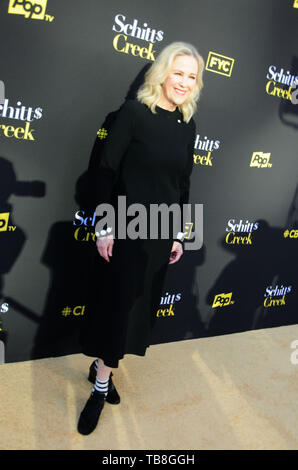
[79,98,196,368]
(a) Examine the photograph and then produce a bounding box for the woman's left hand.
[169,241,183,264]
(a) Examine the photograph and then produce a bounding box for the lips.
[174,88,186,95]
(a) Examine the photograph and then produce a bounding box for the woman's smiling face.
[159,54,199,111]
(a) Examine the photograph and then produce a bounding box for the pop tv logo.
[212,292,235,308]
[0,212,16,232]
[8,0,54,21]
[205,51,234,77]
[112,13,164,61]
[250,151,272,168]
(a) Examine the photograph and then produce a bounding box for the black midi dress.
[79,98,196,368]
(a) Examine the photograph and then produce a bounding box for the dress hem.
[81,346,150,368]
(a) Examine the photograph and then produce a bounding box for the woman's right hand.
[96,234,114,262]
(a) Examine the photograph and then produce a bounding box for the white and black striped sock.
[93,360,110,396]
[93,376,109,397]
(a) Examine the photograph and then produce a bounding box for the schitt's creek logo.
[112,13,164,61]
[263,284,292,308]
[0,97,43,141]
[225,219,259,245]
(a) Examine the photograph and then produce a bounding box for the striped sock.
[93,376,109,397]
[92,360,112,397]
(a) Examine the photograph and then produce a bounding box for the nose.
[178,74,188,89]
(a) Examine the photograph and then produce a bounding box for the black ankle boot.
[77,389,106,435]
[88,360,121,405]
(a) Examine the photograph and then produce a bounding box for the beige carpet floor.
[1,324,298,450]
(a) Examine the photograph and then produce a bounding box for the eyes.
[174,72,196,80]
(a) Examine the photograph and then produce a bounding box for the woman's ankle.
[96,358,112,381]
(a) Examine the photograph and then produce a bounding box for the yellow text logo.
[225,232,252,245]
[73,226,96,242]
[206,52,234,77]
[293,0,298,8]
[156,303,175,317]
[183,222,193,239]
[61,305,85,317]
[0,212,16,232]
[212,292,234,308]
[0,212,10,232]
[250,151,272,168]
[284,229,298,238]
[113,34,156,61]
[0,121,35,140]
[193,152,213,166]
[265,81,292,101]
[264,296,286,308]
[8,0,54,21]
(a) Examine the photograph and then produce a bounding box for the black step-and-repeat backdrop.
[0,0,297,363]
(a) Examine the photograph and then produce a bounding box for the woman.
[78,41,204,435]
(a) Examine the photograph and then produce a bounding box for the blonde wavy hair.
[137,41,205,123]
